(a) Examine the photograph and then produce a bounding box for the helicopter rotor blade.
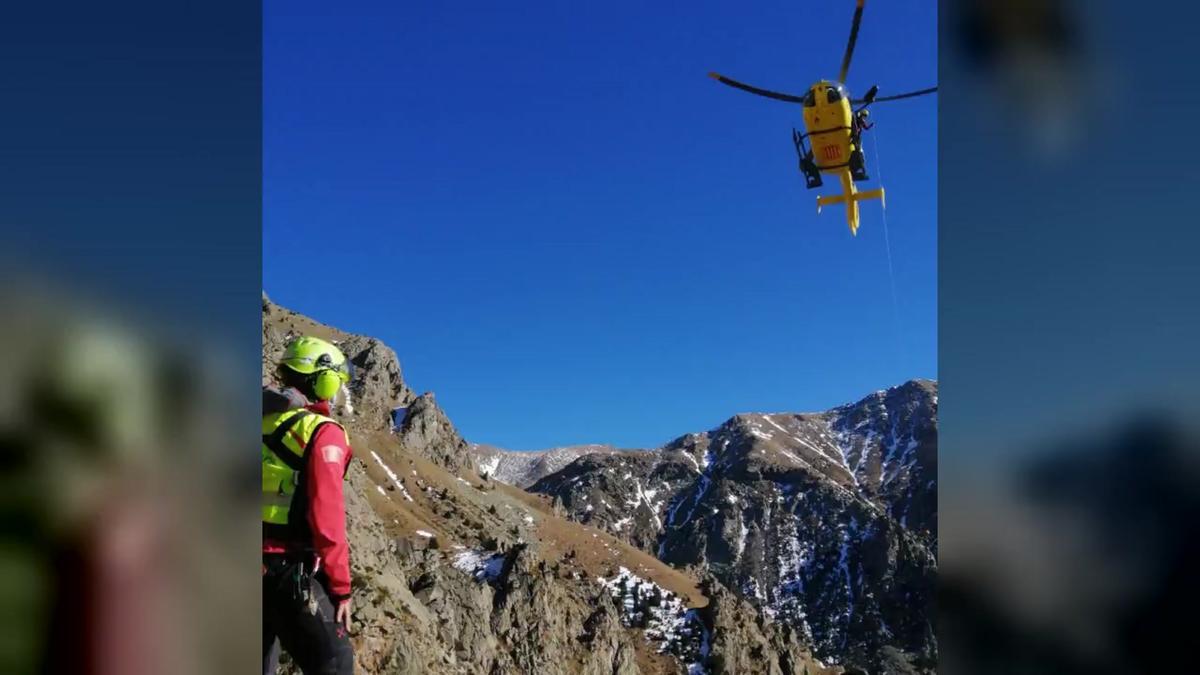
[707,72,807,104]
[852,86,938,104]
[838,0,866,84]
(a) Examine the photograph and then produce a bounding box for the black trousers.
[262,556,354,675]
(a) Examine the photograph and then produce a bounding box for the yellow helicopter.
[708,0,936,235]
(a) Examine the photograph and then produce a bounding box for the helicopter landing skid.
[849,148,869,182]
[793,129,823,189]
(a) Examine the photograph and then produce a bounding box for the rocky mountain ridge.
[498,381,938,673]
[262,294,839,675]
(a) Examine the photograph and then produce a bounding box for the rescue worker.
[263,336,356,675]
[849,109,873,180]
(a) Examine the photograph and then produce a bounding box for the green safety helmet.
[279,336,353,401]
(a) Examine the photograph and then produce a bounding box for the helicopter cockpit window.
[802,90,816,107]
[826,87,843,104]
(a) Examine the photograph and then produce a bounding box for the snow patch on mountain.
[476,453,500,478]
[452,549,506,584]
[370,450,414,502]
[598,566,710,673]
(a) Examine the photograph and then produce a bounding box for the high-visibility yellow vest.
[262,408,349,538]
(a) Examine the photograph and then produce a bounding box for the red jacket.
[263,399,353,600]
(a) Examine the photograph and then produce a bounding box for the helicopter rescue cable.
[870,126,907,369]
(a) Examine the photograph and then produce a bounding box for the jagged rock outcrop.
[698,579,842,675]
[341,335,415,431]
[394,393,472,475]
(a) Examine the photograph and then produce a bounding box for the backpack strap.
[262,410,312,472]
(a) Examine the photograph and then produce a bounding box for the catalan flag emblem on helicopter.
[822,145,842,161]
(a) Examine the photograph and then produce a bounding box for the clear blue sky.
[264,0,936,450]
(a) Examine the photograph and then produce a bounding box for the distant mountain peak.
[512,379,938,673]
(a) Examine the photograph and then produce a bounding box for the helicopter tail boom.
[816,174,884,236]
[815,187,885,208]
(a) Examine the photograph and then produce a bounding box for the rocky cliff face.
[395,393,473,475]
[529,450,699,554]
[523,381,938,673]
[263,296,838,675]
